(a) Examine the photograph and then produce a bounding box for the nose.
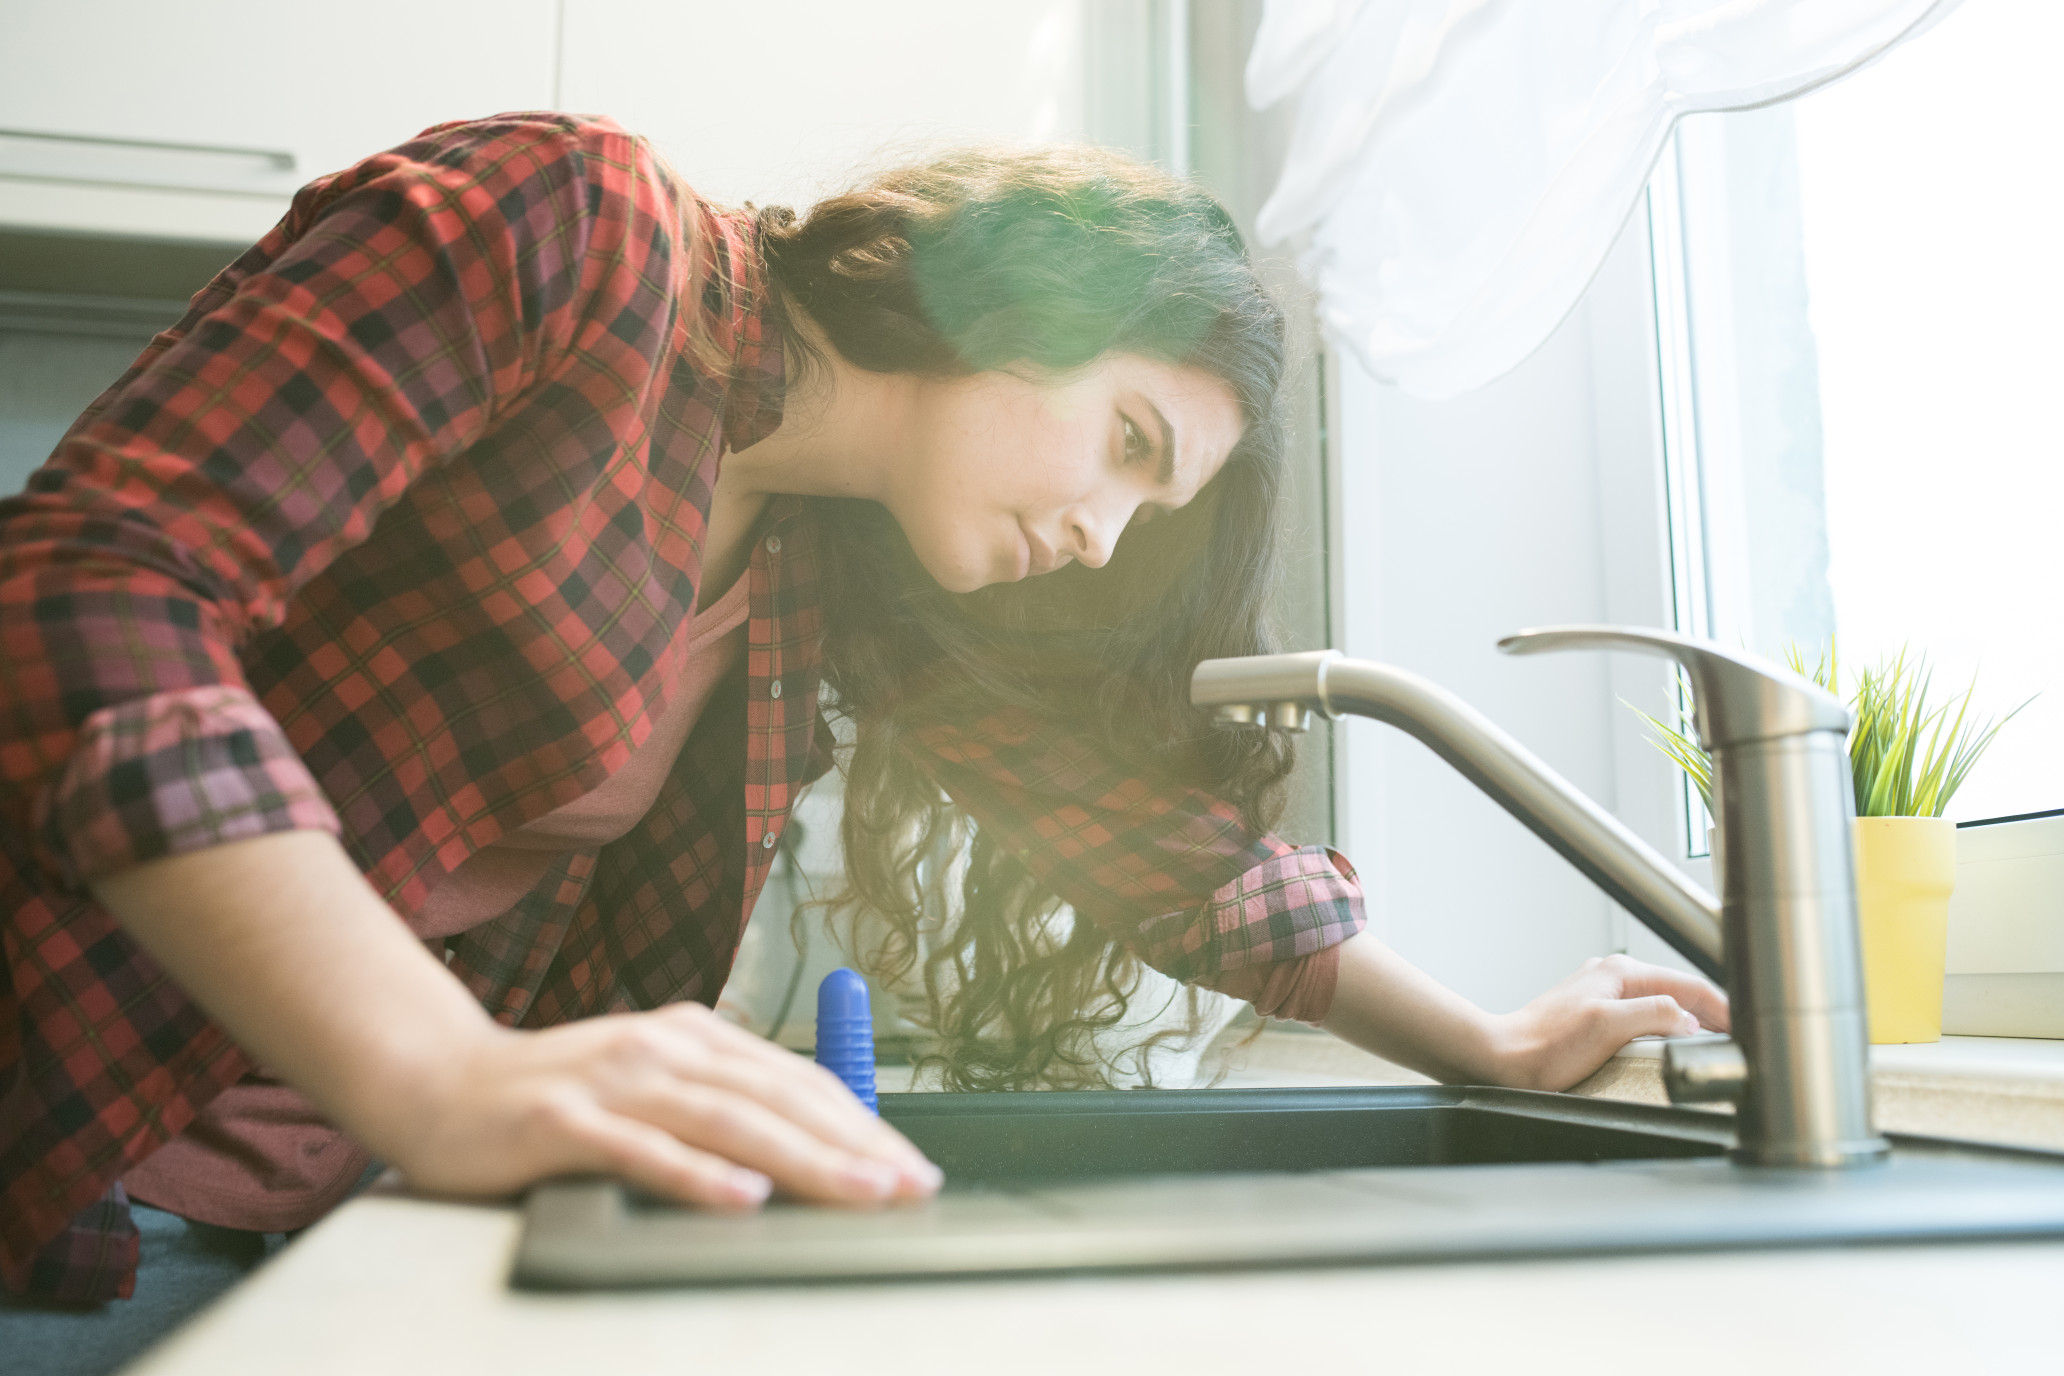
[1062,498,1133,570]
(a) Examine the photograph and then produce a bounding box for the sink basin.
[881,1084,1728,1179]
[513,1085,2064,1289]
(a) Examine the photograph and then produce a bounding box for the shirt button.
[762,833,778,849]
[769,678,783,699]
[764,535,782,555]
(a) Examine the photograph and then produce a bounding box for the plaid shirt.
[0,113,1362,1300]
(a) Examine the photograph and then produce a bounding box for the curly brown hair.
[752,146,1293,1089]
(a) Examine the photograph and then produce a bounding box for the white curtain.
[1248,0,1963,399]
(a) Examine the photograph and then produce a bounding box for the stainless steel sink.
[881,1084,1731,1177]
[512,1086,2064,1288]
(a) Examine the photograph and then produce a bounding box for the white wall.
[558,0,1087,211]
[1329,215,1706,1015]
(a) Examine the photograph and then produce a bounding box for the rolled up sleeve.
[1136,843,1364,980]
[41,687,340,888]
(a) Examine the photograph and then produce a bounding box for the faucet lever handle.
[1497,625,1848,750]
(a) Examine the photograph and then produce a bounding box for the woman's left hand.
[1323,932,1730,1092]
[1486,953,1730,1092]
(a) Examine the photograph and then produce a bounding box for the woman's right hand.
[385,1002,940,1209]
[94,830,937,1214]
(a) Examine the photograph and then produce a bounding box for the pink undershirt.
[409,572,754,937]
[121,570,1339,1231]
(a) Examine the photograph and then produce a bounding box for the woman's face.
[882,353,1245,593]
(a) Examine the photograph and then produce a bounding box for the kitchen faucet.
[1192,627,1888,1168]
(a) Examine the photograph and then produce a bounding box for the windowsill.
[1208,1026,2064,1155]
[1609,1031,2064,1084]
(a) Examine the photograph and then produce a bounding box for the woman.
[0,112,1724,1334]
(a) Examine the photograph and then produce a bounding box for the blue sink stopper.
[815,967,878,1113]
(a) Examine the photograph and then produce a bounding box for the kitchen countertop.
[125,1031,2064,1375]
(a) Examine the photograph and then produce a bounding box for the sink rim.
[878,1082,2064,1168]
[511,1085,2064,1290]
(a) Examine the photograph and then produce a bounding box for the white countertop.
[125,1032,2064,1376]
[126,1190,2064,1376]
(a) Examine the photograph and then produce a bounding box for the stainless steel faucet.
[1192,627,1888,1168]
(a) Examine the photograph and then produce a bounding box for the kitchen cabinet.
[1,0,1087,244]
[0,0,555,239]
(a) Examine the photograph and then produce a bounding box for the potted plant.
[1636,645,2026,1044]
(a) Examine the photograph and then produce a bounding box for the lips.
[1018,523,1061,579]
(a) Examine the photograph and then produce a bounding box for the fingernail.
[841,1160,898,1198]
[903,1160,944,1193]
[727,1169,772,1204]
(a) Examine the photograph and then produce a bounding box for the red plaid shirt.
[0,113,1362,1300]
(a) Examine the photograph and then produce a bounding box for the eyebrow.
[1148,401,1177,489]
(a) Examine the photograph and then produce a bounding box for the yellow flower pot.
[1853,816,1958,1044]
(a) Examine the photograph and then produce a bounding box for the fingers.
[1599,992,1701,1045]
[658,1004,937,1176]
[1501,956,1733,1093]
[1592,954,1732,1033]
[622,1077,923,1207]
[710,1056,940,1193]
[400,1007,946,1211]
[596,1005,939,1204]
[555,1098,775,1211]
[649,1005,940,1191]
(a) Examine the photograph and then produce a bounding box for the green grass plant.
[1632,642,2027,819]
[1632,687,1712,810]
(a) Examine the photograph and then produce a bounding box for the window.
[1647,0,2061,828]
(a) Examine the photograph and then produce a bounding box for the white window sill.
[1609,1031,2064,1084]
[1209,1026,2064,1155]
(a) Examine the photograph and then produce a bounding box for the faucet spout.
[1190,650,1722,977]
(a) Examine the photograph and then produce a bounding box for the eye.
[1121,414,1152,466]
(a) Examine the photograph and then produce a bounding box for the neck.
[720,307,917,502]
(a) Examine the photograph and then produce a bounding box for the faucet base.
[1733,1138,1893,1169]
